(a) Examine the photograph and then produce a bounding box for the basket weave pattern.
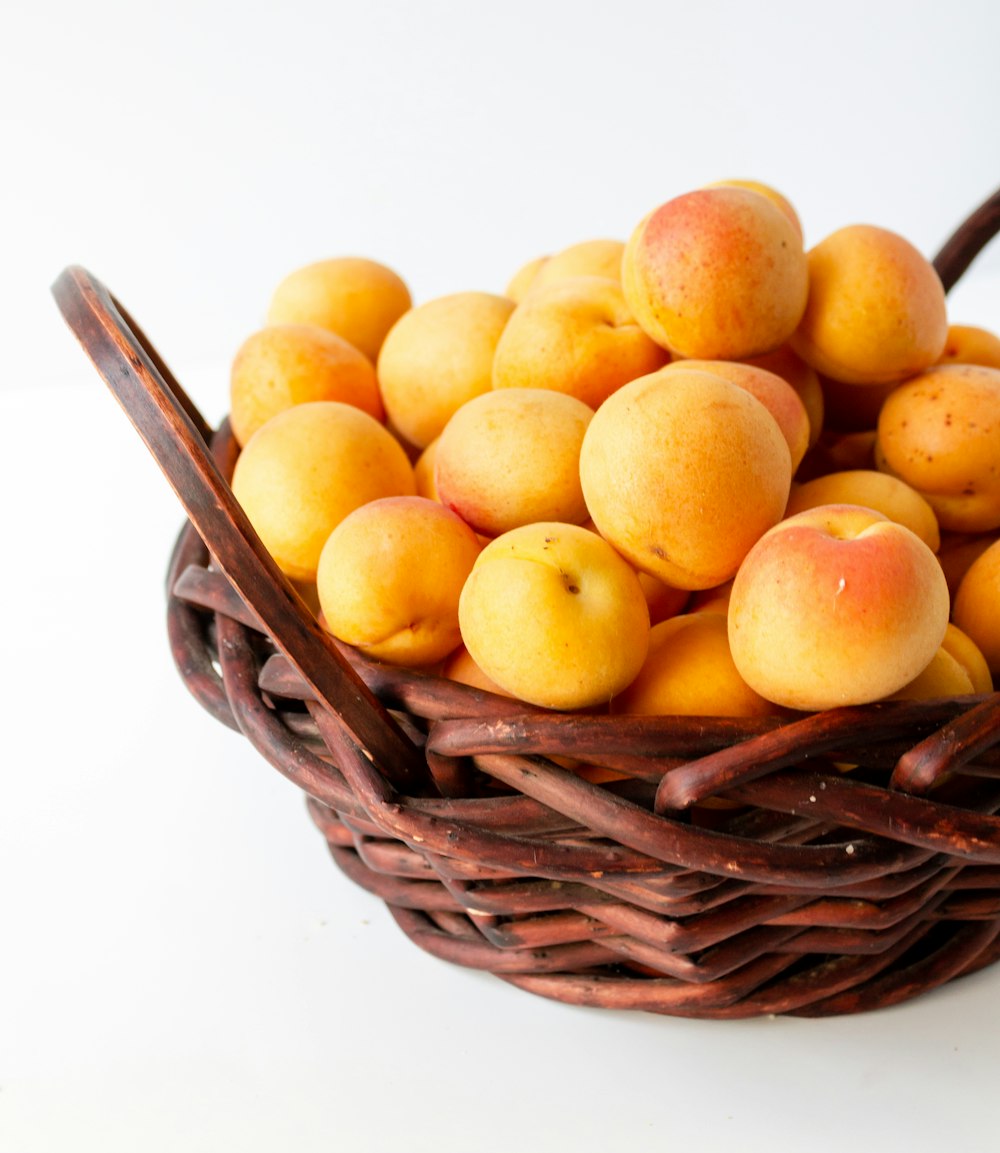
[167,510,1000,1018]
[55,188,1000,1018]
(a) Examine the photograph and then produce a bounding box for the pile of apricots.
[227,179,1000,717]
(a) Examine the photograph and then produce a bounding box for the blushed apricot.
[706,178,803,241]
[742,345,824,448]
[622,187,808,360]
[436,388,594,537]
[729,505,950,710]
[665,359,810,471]
[229,324,383,447]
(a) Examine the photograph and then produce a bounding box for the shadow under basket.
[53,188,1000,1019]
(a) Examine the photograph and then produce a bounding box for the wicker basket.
[53,189,1000,1019]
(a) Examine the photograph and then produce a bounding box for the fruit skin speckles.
[623,186,808,361]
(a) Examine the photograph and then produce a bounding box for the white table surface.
[4,274,1000,1152]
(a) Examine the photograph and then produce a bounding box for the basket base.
[310,798,1000,1020]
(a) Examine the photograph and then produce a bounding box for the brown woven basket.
[53,189,1000,1019]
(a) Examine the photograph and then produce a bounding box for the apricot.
[940,622,994,694]
[266,257,411,363]
[442,645,516,697]
[952,539,1000,676]
[529,239,626,291]
[458,522,650,710]
[229,324,383,447]
[376,291,515,449]
[665,359,810,471]
[876,365,1000,532]
[579,368,791,590]
[505,255,549,303]
[231,401,415,582]
[435,388,593,537]
[891,647,974,701]
[414,438,440,501]
[688,580,734,616]
[492,276,668,410]
[791,225,947,386]
[891,624,992,699]
[728,505,950,710]
[635,572,690,625]
[742,345,824,448]
[705,178,804,241]
[621,187,808,360]
[937,324,1000,369]
[936,531,998,597]
[611,612,777,718]
[315,496,481,666]
[785,469,940,552]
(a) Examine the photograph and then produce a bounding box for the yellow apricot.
[492,276,668,410]
[529,239,626,291]
[414,438,440,502]
[784,470,940,552]
[937,324,1000,369]
[611,613,777,718]
[579,368,791,589]
[941,622,994,694]
[231,401,415,582]
[635,572,690,626]
[889,622,992,699]
[876,365,1000,532]
[505,255,549,303]
[791,224,947,386]
[953,539,1000,676]
[316,496,481,666]
[458,522,650,710]
[890,646,974,700]
[267,257,411,363]
[442,645,517,698]
[936,531,998,598]
[377,291,515,449]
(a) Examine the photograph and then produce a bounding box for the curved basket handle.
[52,266,428,795]
[933,185,1000,293]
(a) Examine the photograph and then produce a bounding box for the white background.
[4,1,1000,1150]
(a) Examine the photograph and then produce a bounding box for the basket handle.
[932,185,1000,292]
[51,266,429,795]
